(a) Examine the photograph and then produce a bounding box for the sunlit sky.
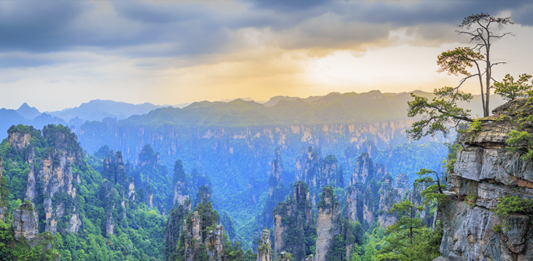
[1,0,532,111]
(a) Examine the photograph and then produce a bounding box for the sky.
[1,0,533,111]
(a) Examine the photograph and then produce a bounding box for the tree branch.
[492,32,514,39]
[456,74,479,89]
[490,62,506,68]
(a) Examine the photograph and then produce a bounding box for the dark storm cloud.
[0,1,91,52]
[0,0,531,67]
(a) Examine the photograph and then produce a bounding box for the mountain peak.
[16,102,40,120]
[18,102,30,109]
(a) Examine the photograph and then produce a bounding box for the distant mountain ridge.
[47,99,163,122]
[0,91,507,139]
[121,90,506,128]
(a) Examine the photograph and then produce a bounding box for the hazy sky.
[1,0,532,111]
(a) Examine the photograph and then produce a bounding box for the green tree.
[407,87,474,140]
[363,241,376,261]
[440,13,514,117]
[494,73,533,101]
[414,168,446,204]
[0,220,13,261]
[408,13,514,139]
[375,200,440,261]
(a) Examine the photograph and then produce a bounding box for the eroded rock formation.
[12,201,39,242]
[14,126,83,235]
[273,182,314,260]
[257,228,272,261]
[316,186,342,261]
[436,99,533,260]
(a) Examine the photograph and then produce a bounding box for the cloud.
[0,0,531,71]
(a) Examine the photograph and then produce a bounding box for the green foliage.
[466,118,482,132]
[407,87,473,140]
[7,124,33,134]
[375,200,441,261]
[414,169,446,205]
[437,47,484,76]
[317,185,338,209]
[0,218,60,261]
[506,130,533,161]
[493,195,533,228]
[493,224,502,234]
[0,124,172,260]
[273,182,316,261]
[0,220,13,261]
[466,192,477,208]
[221,212,237,241]
[326,233,347,261]
[494,73,533,101]
[443,142,462,174]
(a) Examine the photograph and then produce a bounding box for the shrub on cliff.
[494,73,533,101]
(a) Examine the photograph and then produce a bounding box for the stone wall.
[436,99,533,260]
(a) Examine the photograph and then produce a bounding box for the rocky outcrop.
[18,125,84,235]
[206,225,225,261]
[11,201,58,258]
[299,147,341,207]
[257,228,272,261]
[436,99,533,260]
[345,186,359,222]
[345,152,406,228]
[316,186,341,261]
[146,184,154,208]
[128,180,135,202]
[183,211,203,260]
[164,199,191,259]
[277,252,294,261]
[8,131,31,151]
[377,174,401,228]
[12,201,39,241]
[173,160,189,205]
[177,200,225,261]
[258,148,289,230]
[273,182,314,260]
[395,173,409,197]
[351,153,374,184]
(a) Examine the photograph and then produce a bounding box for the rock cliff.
[164,199,191,259]
[273,181,315,260]
[436,99,533,260]
[377,174,401,228]
[15,125,83,235]
[316,186,342,261]
[173,160,189,205]
[257,228,272,261]
[12,201,39,242]
[346,153,405,229]
[175,199,226,261]
[299,146,342,207]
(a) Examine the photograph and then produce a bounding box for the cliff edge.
[436,99,533,260]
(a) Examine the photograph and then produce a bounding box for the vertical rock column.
[257,228,272,261]
[315,186,341,261]
[206,225,225,261]
[12,202,39,242]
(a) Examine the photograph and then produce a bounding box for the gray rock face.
[316,192,341,261]
[12,202,39,241]
[345,186,358,222]
[206,225,225,261]
[351,153,373,184]
[257,229,272,261]
[439,100,533,260]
